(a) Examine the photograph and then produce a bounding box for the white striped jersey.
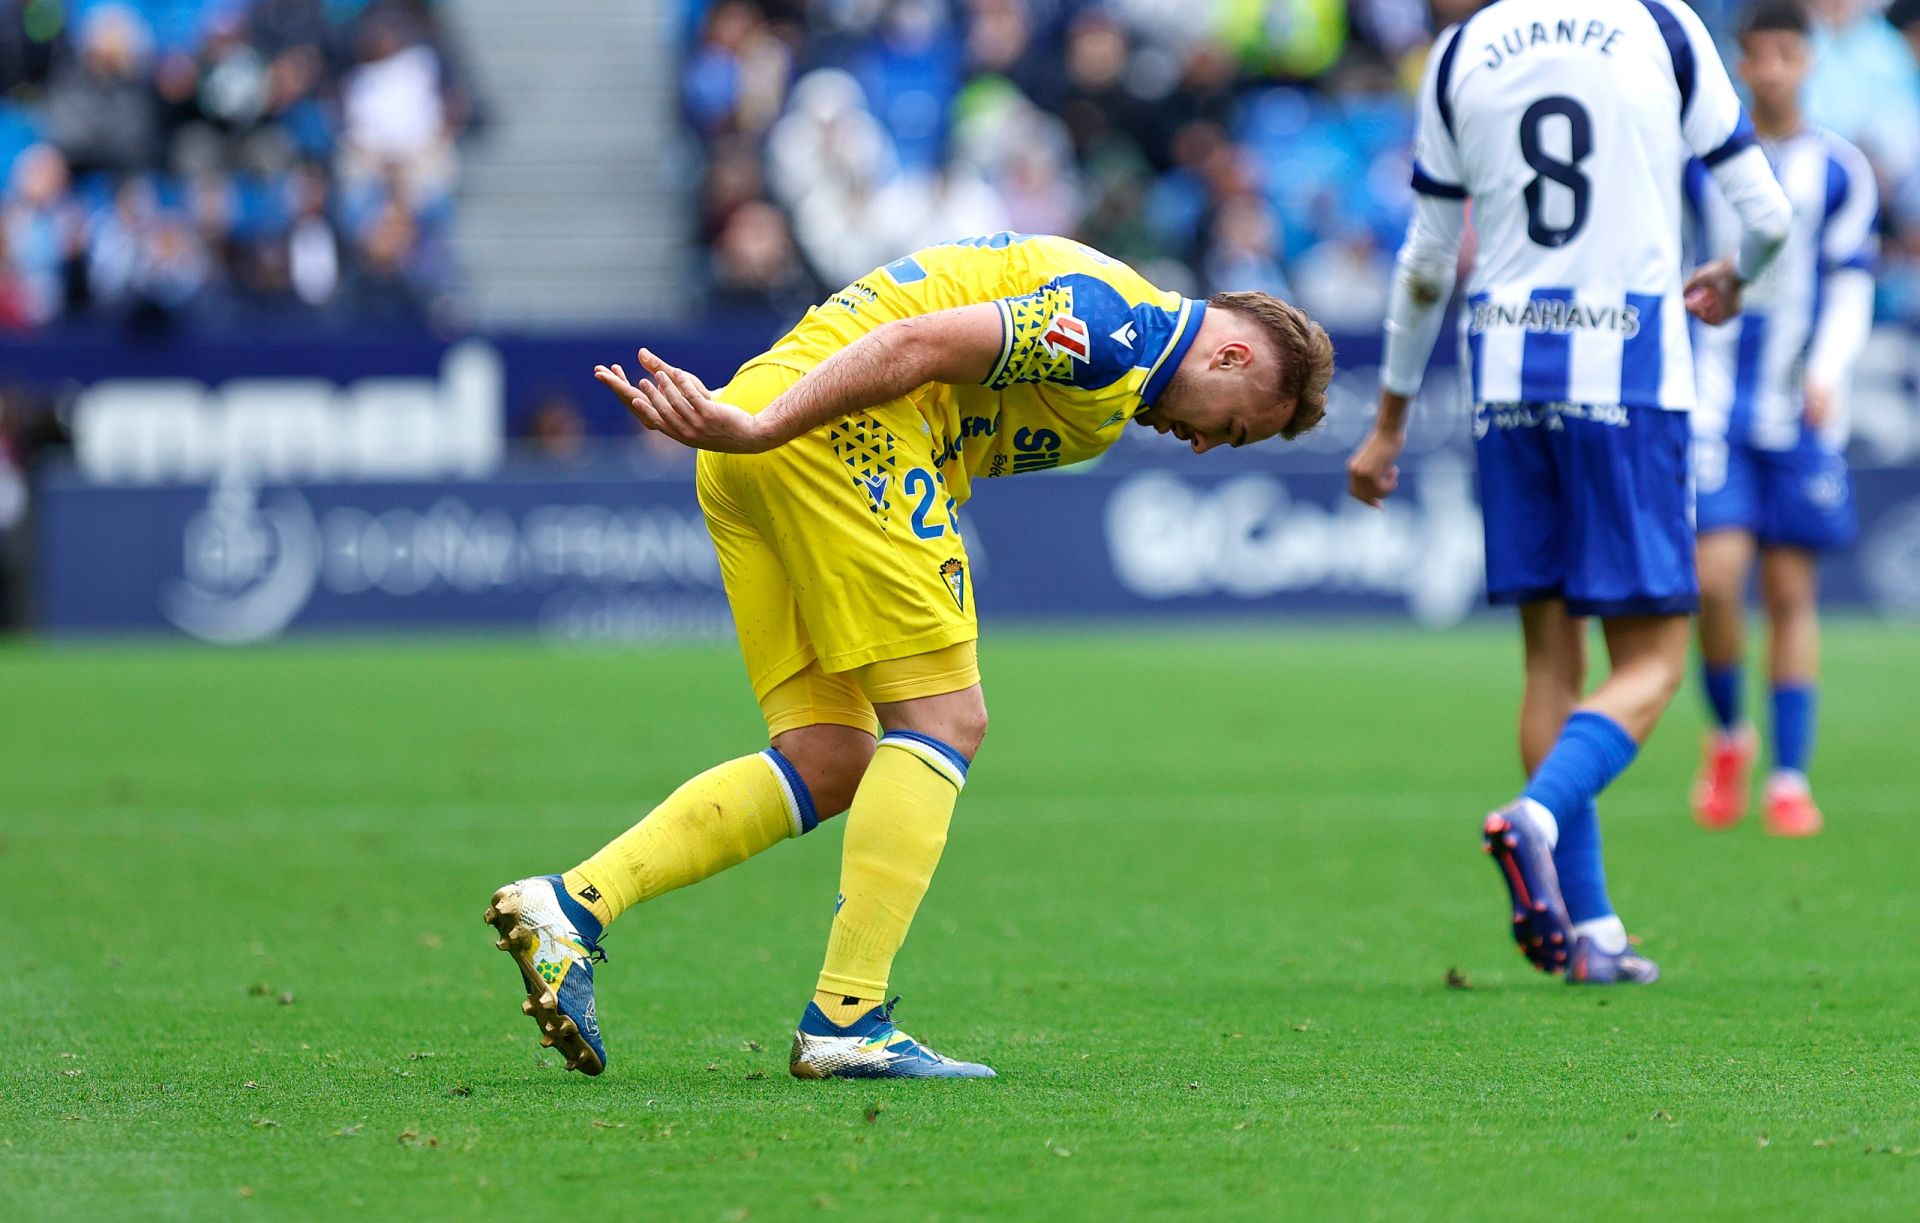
[1687,128,1879,450]
[1412,0,1754,409]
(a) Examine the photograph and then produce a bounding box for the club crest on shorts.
[939,558,966,611]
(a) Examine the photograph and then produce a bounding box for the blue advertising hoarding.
[33,458,1920,641]
[22,324,1920,639]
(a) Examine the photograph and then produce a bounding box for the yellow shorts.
[697,362,980,737]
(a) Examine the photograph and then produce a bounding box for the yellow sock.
[564,749,818,928]
[813,989,882,1027]
[816,731,968,1004]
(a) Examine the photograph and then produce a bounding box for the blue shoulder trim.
[1434,24,1466,141]
[1411,161,1467,199]
[1142,298,1206,407]
[1639,0,1695,119]
[1702,112,1755,167]
[1824,154,1850,222]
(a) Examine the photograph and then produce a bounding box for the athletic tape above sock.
[762,747,821,836]
[877,730,969,790]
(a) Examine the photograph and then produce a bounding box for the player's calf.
[484,876,608,1076]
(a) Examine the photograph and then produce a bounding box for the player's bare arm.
[595,304,1004,454]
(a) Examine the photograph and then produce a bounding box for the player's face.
[1134,341,1297,453]
[1739,30,1811,114]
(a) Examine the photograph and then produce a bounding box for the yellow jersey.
[748,232,1205,506]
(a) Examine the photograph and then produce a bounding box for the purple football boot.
[1482,802,1573,973]
[1566,937,1660,985]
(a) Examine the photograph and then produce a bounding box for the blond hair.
[1206,291,1335,439]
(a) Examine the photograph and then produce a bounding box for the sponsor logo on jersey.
[1011,425,1063,473]
[1110,321,1138,349]
[1099,410,1128,428]
[1470,299,1642,338]
[939,558,966,610]
[1041,313,1091,362]
[858,470,889,509]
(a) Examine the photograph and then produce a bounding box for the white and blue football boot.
[789,997,995,1079]
[1566,936,1661,985]
[484,875,608,1076]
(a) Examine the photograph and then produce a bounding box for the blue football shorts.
[1473,401,1697,618]
[1693,430,1856,552]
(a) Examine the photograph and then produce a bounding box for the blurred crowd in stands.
[0,0,475,332]
[683,0,1920,328]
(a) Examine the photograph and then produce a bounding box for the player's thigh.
[1473,402,1566,606]
[698,452,821,707]
[1756,438,1856,552]
[1518,598,1587,683]
[1554,404,1696,618]
[737,401,977,676]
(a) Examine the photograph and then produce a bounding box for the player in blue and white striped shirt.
[1348,0,1792,983]
[1686,0,1878,838]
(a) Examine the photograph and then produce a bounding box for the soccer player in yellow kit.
[484,232,1333,1079]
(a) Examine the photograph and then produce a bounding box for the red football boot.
[1764,774,1825,838]
[1691,728,1756,830]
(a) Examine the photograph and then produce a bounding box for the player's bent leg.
[1694,530,1759,830]
[482,663,874,1077]
[1585,614,1689,742]
[1535,613,1689,983]
[485,748,825,1076]
[771,722,877,820]
[792,646,994,1080]
[1517,604,1617,967]
[1760,547,1824,837]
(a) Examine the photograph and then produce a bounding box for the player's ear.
[1216,340,1254,372]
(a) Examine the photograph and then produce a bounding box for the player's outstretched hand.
[594,350,770,453]
[1347,428,1404,508]
[1684,257,1744,326]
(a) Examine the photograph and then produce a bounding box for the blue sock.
[1702,661,1743,732]
[1771,683,1817,774]
[1524,711,1640,832]
[1552,799,1613,924]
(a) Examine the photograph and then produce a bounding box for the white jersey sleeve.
[1664,1,1791,281]
[1806,141,1880,394]
[1690,127,1877,450]
[1382,25,1474,398]
[1411,24,1471,200]
[1668,0,1750,163]
[1820,139,1880,273]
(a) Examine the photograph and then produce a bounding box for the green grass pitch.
[3,624,1916,1219]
